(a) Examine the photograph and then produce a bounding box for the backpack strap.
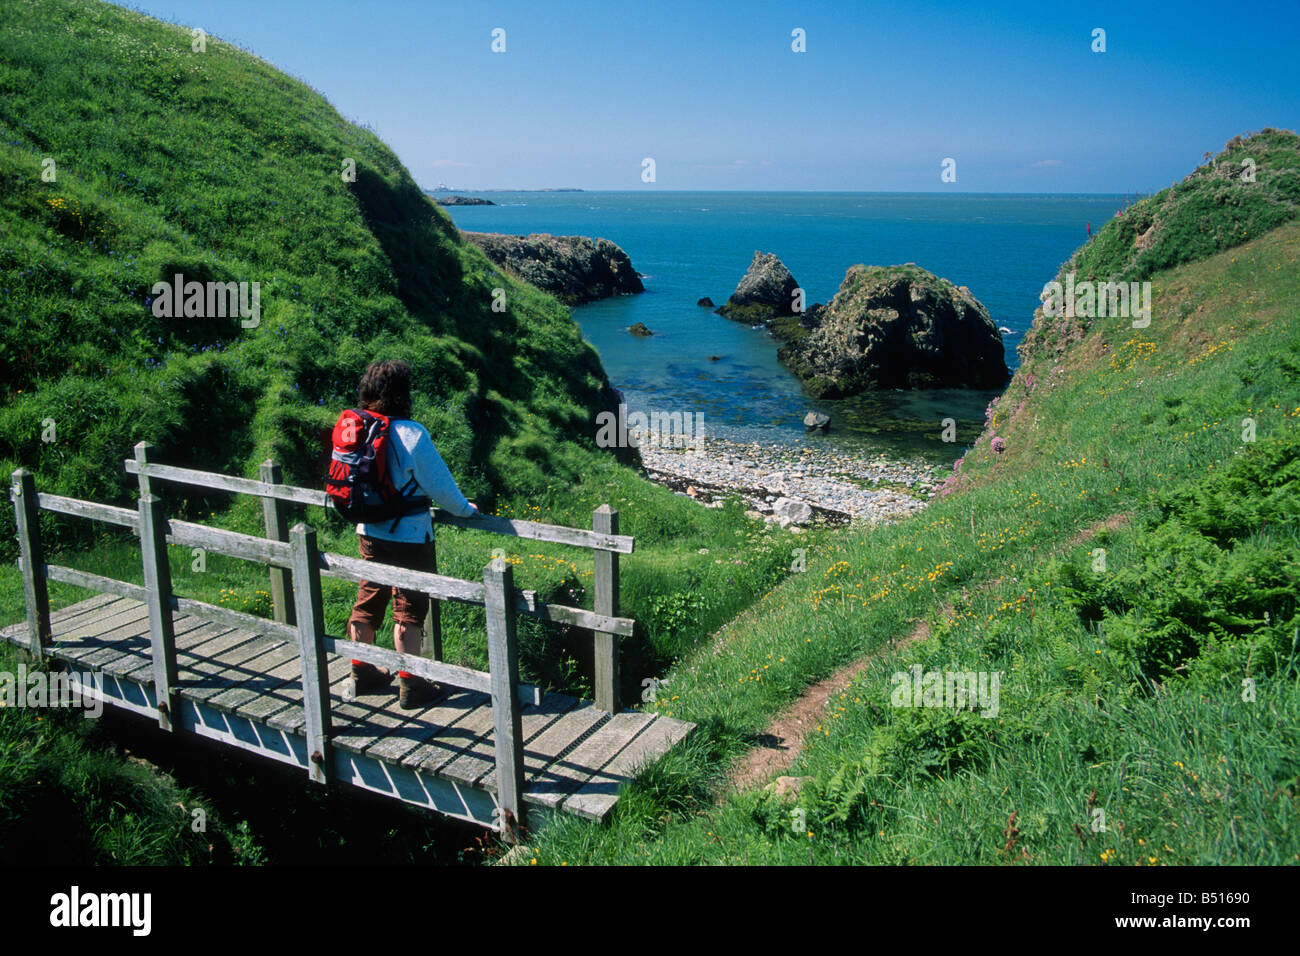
[388,475,429,532]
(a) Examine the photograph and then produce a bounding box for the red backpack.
[326,409,430,526]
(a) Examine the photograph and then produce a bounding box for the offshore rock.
[775,263,1008,396]
[717,251,800,324]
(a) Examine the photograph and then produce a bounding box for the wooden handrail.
[31,492,638,636]
[37,492,137,528]
[124,458,636,553]
[432,509,634,554]
[125,458,327,507]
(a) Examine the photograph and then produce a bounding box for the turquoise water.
[443,191,1127,463]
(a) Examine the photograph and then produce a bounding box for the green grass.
[522,218,1300,865]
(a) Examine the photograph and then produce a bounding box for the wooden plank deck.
[0,595,692,831]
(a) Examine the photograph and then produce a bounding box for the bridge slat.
[207,643,303,714]
[49,619,148,663]
[48,590,122,621]
[524,711,655,810]
[236,655,320,725]
[46,593,122,624]
[486,701,610,794]
[560,716,695,820]
[0,594,122,647]
[334,671,479,753]
[116,618,251,682]
[51,601,149,648]
[178,630,278,702]
[75,617,220,673]
[330,689,415,753]
[50,598,140,640]
[398,695,497,775]
[332,705,398,753]
[265,656,350,733]
[185,636,297,704]
[49,595,149,636]
[441,694,580,788]
[70,608,214,654]
[51,608,176,671]
[363,689,488,764]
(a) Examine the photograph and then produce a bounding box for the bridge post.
[290,523,332,785]
[133,441,154,497]
[593,505,621,714]
[10,469,51,662]
[259,460,296,626]
[139,494,180,731]
[484,556,526,842]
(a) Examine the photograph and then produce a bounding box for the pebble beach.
[636,435,946,526]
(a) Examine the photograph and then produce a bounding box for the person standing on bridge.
[343,359,478,708]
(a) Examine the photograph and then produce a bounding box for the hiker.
[334,359,478,708]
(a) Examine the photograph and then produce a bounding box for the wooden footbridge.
[2,445,693,842]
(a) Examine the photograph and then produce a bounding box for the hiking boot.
[399,674,444,710]
[348,661,392,698]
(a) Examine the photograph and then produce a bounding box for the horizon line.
[425,187,1143,196]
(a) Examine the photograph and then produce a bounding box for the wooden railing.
[10,442,638,841]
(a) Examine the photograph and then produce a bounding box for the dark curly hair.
[358,359,413,418]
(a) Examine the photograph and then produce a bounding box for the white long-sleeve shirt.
[357,419,476,542]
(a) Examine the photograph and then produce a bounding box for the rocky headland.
[462,232,645,306]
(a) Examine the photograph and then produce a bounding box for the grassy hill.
[525,148,1300,865]
[0,0,632,540]
[1022,128,1300,366]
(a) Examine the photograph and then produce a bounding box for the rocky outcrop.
[629,322,653,337]
[717,251,800,323]
[435,195,495,206]
[697,296,715,308]
[775,264,1008,396]
[463,232,644,305]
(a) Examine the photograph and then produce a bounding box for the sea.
[442,191,1129,464]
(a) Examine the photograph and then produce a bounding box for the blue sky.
[124,0,1300,192]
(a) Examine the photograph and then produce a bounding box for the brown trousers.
[347,535,433,630]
